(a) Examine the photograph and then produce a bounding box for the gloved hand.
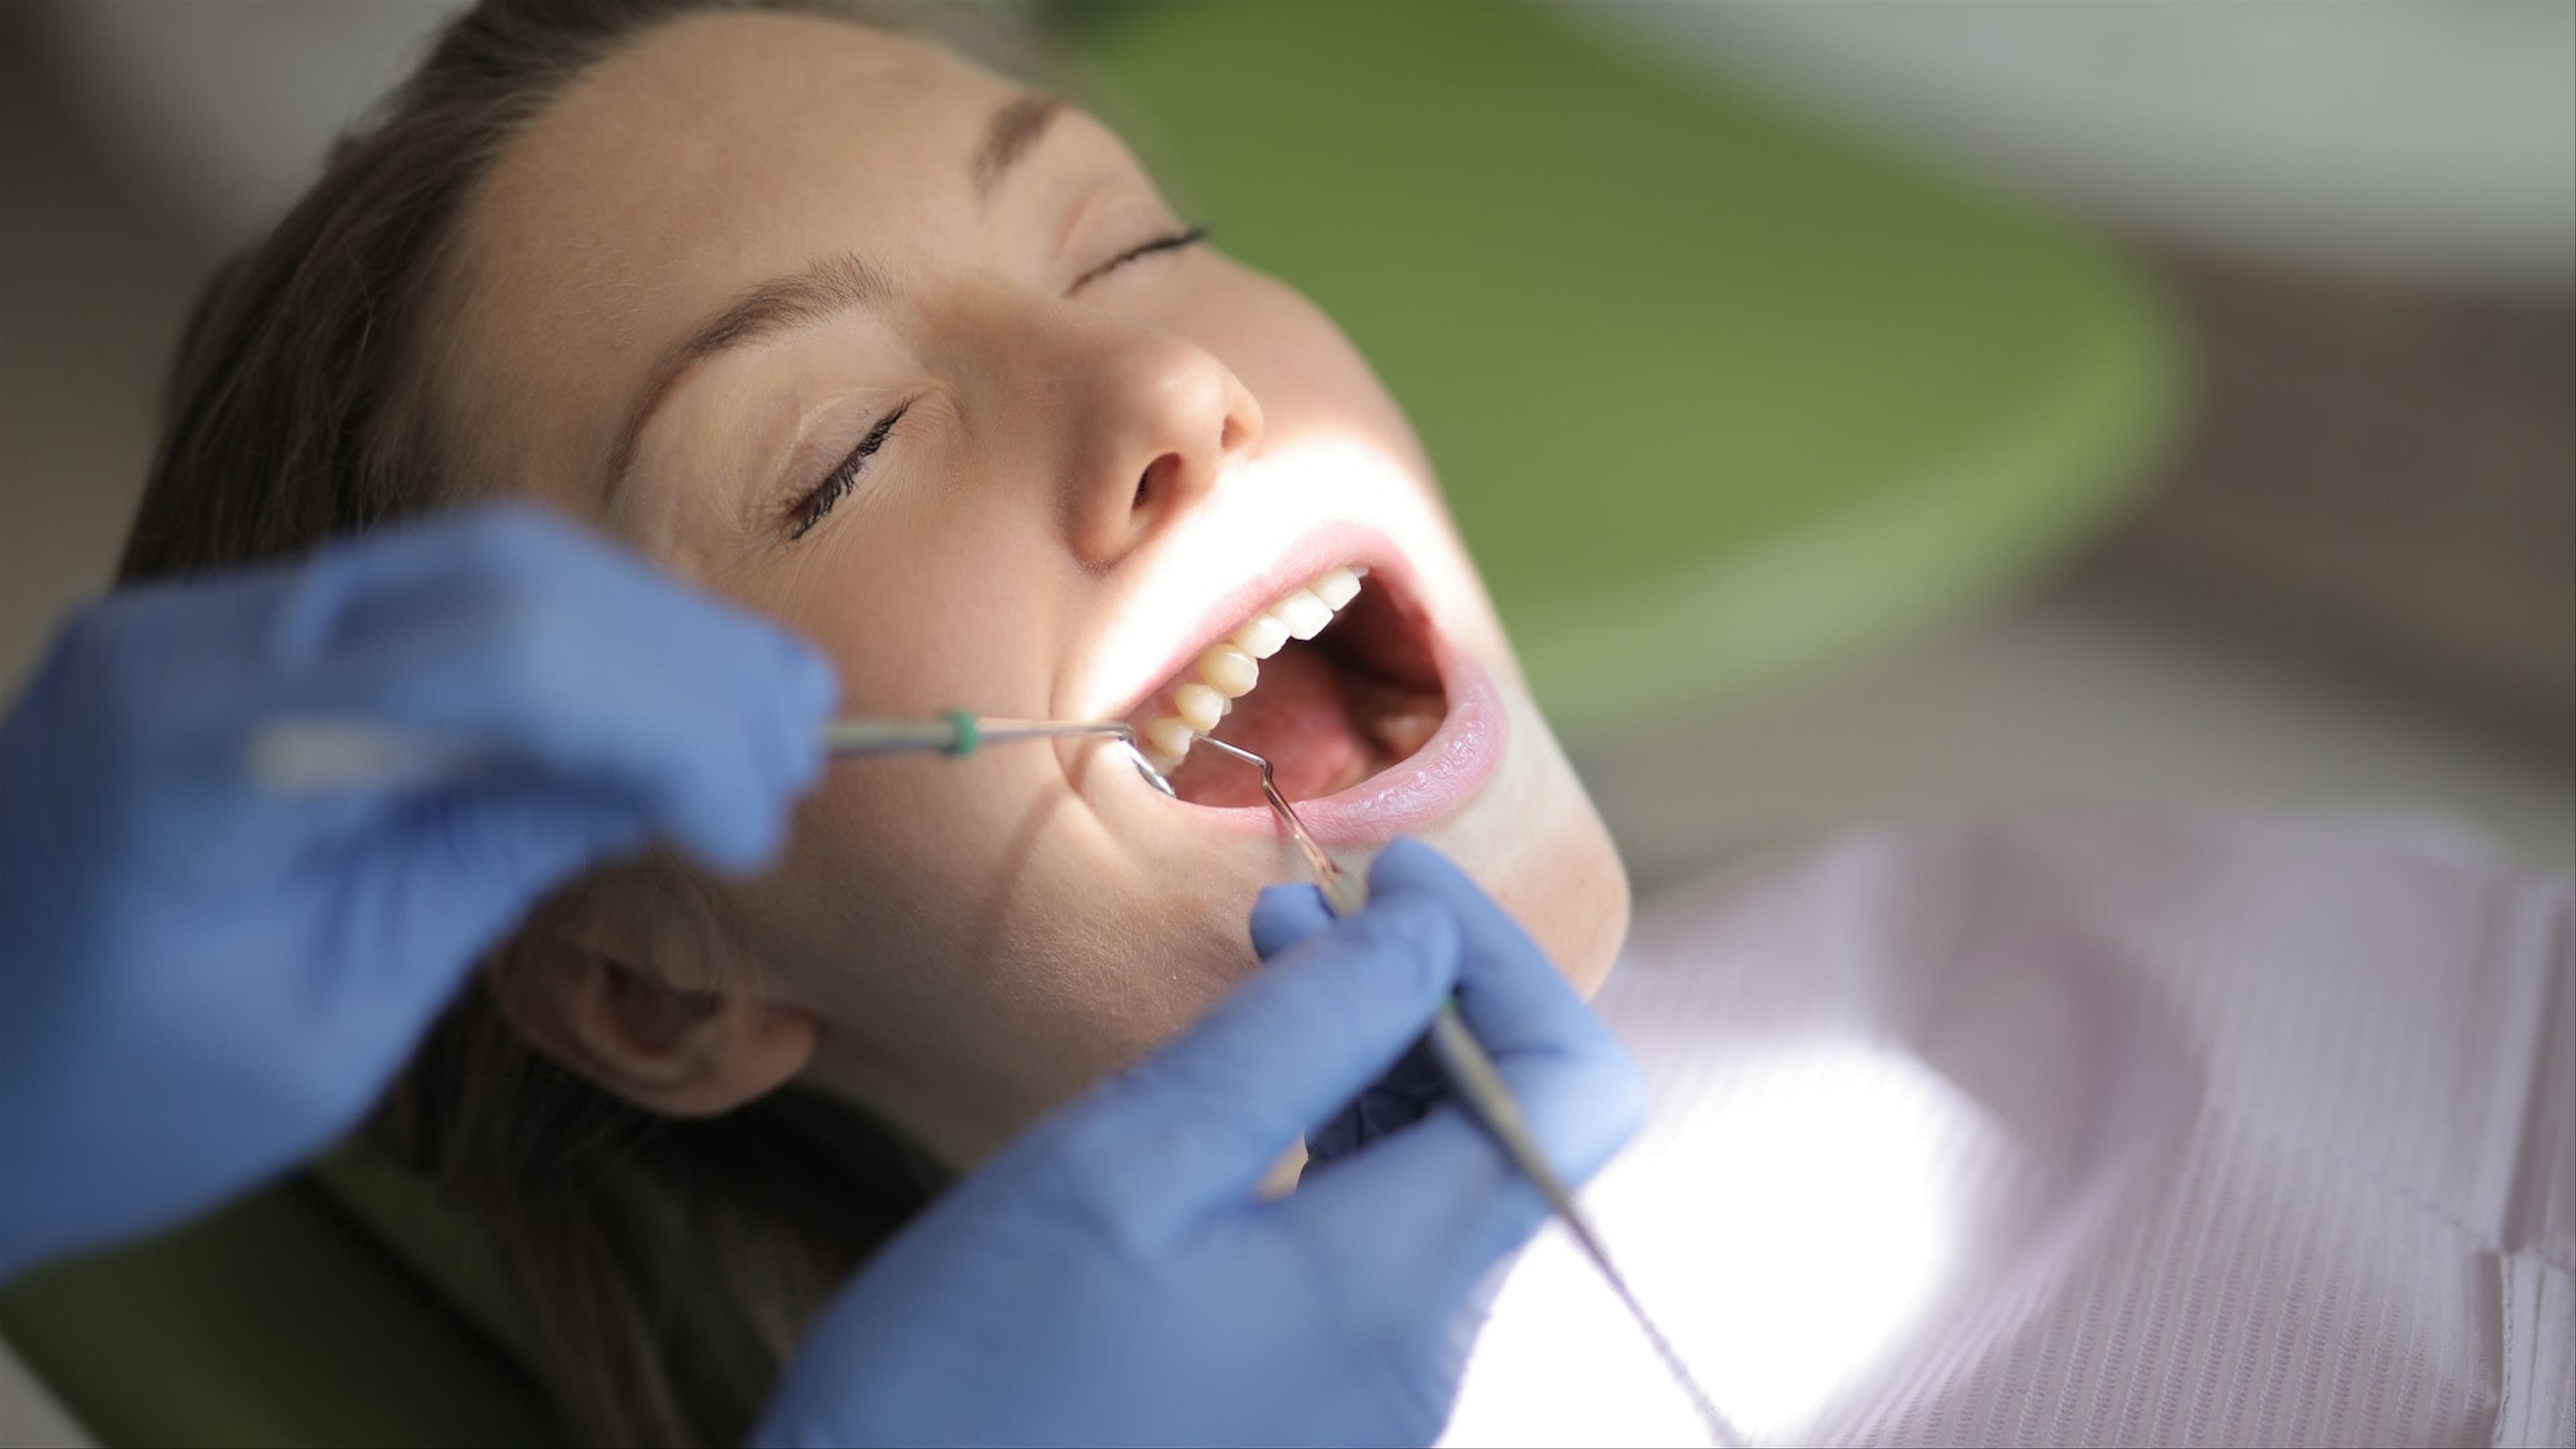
[754,838,1643,1448]
[1251,866,1454,1173]
[0,505,835,1279]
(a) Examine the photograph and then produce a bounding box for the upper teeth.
[1143,566,1364,769]
[1271,588,1336,640]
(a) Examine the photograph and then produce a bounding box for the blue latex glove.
[0,505,835,1279]
[1250,848,1591,1174]
[754,839,1643,1448]
[1254,882,1453,1173]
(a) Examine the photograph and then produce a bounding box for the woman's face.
[437,11,1627,1163]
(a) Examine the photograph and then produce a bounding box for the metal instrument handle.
[819,716,971,755]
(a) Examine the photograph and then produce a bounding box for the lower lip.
[1177,635,1508,846]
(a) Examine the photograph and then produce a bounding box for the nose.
[1060,328,1263,569]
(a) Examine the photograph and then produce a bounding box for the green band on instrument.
[943,709,979,755]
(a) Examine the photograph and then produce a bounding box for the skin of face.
[430,11,1629,1167]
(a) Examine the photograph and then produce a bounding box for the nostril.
[1133,452,1183,514]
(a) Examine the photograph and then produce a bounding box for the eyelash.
[787,402,910,540]
[780,225,1208,542]
[1073,223,1210,291]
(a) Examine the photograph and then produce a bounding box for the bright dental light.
[1638,1042,1965,1438]
[1444,1040,1975,1446]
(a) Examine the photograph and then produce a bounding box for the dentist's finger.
[305,600,802,871]
[265,519,831,869]
[1267,1018,1644,1313]
[330,781,651,1014]
[1367,838,1621,1059]
[1249,881,1334,958]
[1039,890,1464,1245]
[288,506,836,800]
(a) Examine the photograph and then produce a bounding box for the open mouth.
[1126,562,1451,808]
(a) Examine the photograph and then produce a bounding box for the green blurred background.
[1080,1,2171,726]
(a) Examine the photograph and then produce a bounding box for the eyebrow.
[974,93,1064,205]
[600,93,1068,504]
[602,252,892,502]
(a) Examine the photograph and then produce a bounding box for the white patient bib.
[1440,807,2574,1448]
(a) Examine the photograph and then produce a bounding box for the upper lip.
[1084,520,1416,723]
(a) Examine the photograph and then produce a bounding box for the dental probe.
[247,711,1177,796]
[1189,733,1737,1448]
[820,712,1177,796]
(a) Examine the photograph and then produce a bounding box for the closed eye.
[786,402,910,541]
[778,227,1203,541]
[1071,224,1209,292]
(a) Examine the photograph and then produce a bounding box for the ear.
[490,868,818,1118]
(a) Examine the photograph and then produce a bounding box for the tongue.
[1165,641,1371,806]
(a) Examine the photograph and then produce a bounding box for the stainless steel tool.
[1187,734,1733,1446]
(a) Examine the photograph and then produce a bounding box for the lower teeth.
[1350,675,1445,760]
[1368,704,1442,760]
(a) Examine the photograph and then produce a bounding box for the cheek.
[733,760,1261,1138]
[1417,689,1632,998]
[1481,804,1629,1000]
[741,759,1097,1033]
[786,502,1057,714]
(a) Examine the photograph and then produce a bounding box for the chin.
[1430,683,1631,1000]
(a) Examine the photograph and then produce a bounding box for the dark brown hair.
[111,2,1042,1441]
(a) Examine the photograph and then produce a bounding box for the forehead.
[439,11,1020,497]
